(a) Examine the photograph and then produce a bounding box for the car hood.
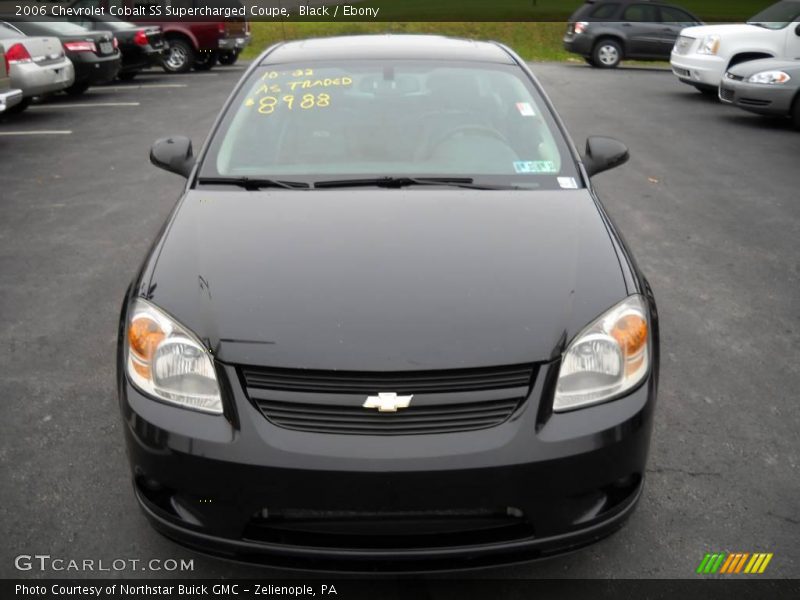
[142,189,629,370]
[679,23,775,38]
[728,57,800,77]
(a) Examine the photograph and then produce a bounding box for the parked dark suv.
[564,0,703,67]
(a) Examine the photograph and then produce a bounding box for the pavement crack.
[766,511,800,526]
[647,466,722,478]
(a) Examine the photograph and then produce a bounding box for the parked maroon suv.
[69,0,250,73]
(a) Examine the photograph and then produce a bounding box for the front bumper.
[671,52,726,88]
[719,75,797,116]
[119,356,657,569]
[0,87,23,112]
[218,34,250,51]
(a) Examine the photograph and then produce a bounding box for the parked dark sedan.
[119,35,659,569]
[64,14,164,81]
[565,0,703,67]
[3,16,120,94]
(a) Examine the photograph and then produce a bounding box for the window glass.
[590,3,620,19]
[623,4,659,22]
[0,23,23,39]
[202,61,580,189]
[747,0,800,29]
[660,6,697,24]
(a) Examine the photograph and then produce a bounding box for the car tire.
[194,51,218,71]
[3,97,30,115]
[592,39,622,69]
[584,56,597,67]
[65,82,90,96]
[118,71,138,82]
[791,95,800,130]
[162,38,194,74]
[218,50,239,66]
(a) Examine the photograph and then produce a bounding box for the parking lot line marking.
[29,102,141,109]
[0,130,73,136]
[90,84,188,92]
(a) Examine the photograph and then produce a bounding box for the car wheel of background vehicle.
[584,56,598,67]
[791,95,800,130]
[218,50,238,66]
[194,51,218,71]
[592,39,622,68]
[118,72,138,82]
[162,38,194,74]
[65,82,90,96]
[3,97,30,115]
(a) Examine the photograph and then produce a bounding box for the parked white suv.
[671,0,800,95]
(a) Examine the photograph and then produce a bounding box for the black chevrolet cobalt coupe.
[118,35,659,569]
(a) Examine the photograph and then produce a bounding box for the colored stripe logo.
[696,552,773,574]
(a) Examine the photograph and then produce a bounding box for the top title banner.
[8,1,775,22]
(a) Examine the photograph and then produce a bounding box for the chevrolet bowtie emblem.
[363,392,413,412]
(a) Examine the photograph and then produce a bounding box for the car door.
[657,6,702,57]
[620,3,662,58]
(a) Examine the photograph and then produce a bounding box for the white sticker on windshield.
[558,177,578,189]
[516,102,536,117]
[514,161,556,174]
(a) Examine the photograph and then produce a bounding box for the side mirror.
[583,136,629,177]
[150,136,195,178]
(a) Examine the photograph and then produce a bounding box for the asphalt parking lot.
[1,62,798,579]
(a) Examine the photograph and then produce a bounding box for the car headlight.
[697,34,720,55]
[126,298,222,414]
[553,295,650,412]
[747,70,791,85]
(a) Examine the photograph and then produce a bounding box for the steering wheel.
[417,125,509,161]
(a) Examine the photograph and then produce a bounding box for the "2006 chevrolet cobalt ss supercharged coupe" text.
[118,35,659,569]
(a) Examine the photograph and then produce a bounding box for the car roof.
[260,35,516,66]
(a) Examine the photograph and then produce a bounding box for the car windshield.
[747,0,800,29]
[202,60,581,190]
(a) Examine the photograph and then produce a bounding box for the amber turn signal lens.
[611,314,647,375]
[128,316,165,363]
[610,314,647,355]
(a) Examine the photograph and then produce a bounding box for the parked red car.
[69,0,250,73]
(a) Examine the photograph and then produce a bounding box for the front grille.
[719,86,735,102]
[739,98,771,107]
[244,507,533,549]
[256,397,521,435]
[240,363,536,435]
[241,363,534,394]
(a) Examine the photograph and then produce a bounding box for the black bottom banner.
[4,579,800,600]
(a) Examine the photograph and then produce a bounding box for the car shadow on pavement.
[720,113,797,132]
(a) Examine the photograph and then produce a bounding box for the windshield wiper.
[197,177,310,190]
[312,177,521,190]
